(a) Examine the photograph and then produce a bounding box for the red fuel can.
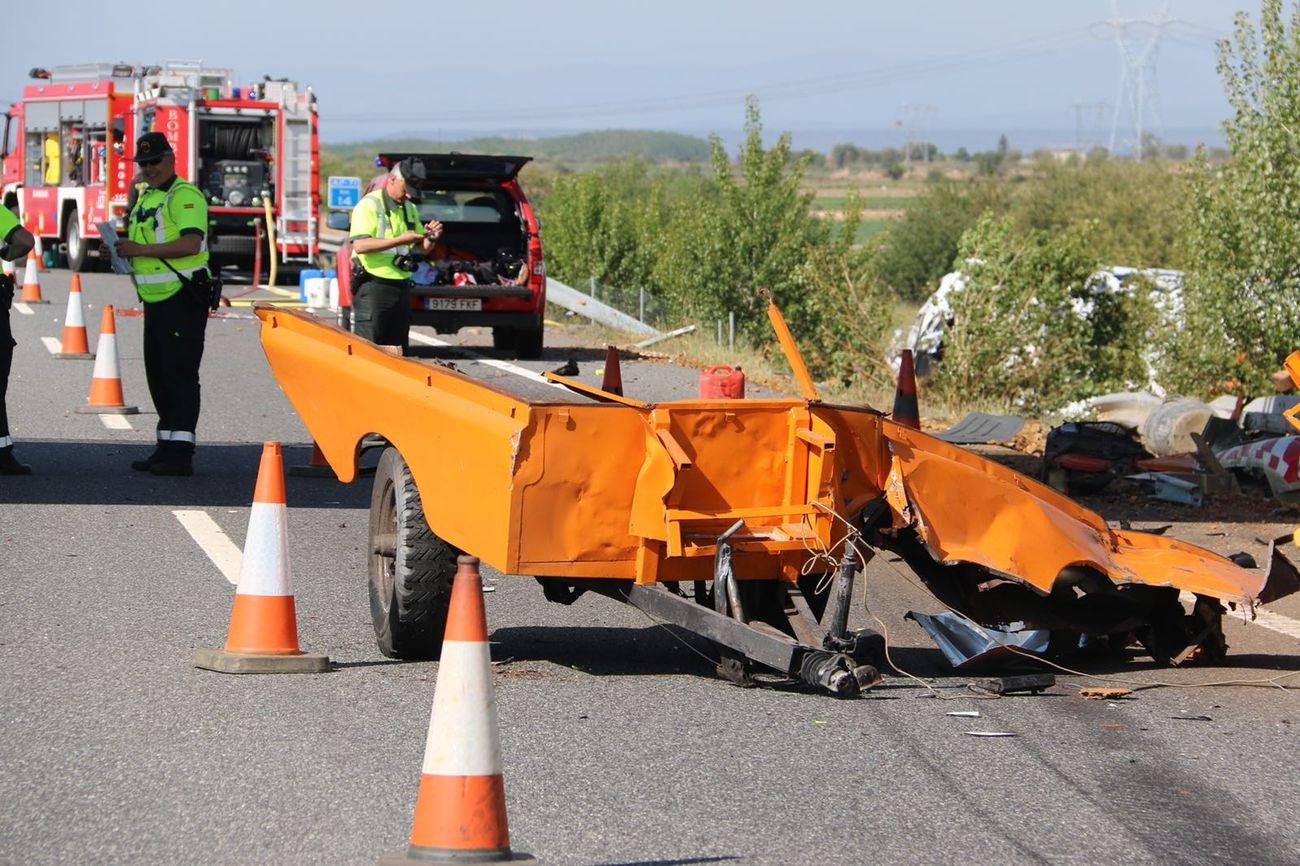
[699,365,745,399]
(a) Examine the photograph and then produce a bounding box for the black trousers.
[143,284,209,451]
[0,278,13,439]
[352,274,411,349]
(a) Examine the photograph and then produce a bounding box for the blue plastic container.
[298,268,324,302]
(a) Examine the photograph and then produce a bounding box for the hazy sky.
[5,1,1262,152]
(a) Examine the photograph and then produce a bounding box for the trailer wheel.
[369,446,460,659]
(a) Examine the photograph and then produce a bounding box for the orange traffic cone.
[19,252,46,304]
[601,344,623,396]
[892,349,920,430]
[195,441,330,674]
[378,556,534,866]
[76,305,138,414]
[55,274,94,359]
[288,440,336,478]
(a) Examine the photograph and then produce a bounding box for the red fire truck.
[1,61,319,275]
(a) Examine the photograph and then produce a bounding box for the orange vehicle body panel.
[255,305,1277,611]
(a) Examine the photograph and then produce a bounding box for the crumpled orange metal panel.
[873,421,1265,605]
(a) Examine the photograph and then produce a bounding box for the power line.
[327,26,1097,127]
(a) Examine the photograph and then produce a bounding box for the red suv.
[332,153,546,358]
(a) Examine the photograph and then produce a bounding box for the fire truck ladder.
[276,115,316,264]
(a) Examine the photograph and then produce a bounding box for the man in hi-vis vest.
[116,131,212,477]
[349,158,442,352]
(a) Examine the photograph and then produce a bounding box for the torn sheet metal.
[906,610,1050,671]
[933,412,1025,445]
[1127,472,1204,507]
[880,423,1270,605]
[1215,435,1300,498]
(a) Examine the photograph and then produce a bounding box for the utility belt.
[157,260,223,311]
[352,261,411,288]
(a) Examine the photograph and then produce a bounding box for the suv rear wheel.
[514,318,544,360]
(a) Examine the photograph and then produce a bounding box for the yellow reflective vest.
[350,189,422,281]
[127,178,210,302]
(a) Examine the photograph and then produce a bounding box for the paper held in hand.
[95,222,133,275]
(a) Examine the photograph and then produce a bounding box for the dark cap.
[133,131,174,163]
[393,157,426,202]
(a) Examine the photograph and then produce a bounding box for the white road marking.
[406,331,566,388]
[13,302,33,316]
[1180,590,1300,641]
[40,336,61,354]
[173,510,242,585]
[100,414,133,430]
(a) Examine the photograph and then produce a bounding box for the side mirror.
[326,211,351,231]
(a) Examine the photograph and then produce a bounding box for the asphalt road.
[3,270,1300,866]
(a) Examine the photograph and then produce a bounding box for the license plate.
[424,298,482,311]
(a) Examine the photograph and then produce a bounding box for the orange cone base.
[75,403,138,415]
[193,646,330,674]
[376,848,536,866]
[54,351,95,360]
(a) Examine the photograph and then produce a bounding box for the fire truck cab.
[2,61,319,277]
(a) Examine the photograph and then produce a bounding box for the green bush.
[872,178,1008,303]
[926,216,1106,414]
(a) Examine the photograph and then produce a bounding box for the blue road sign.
[327,176,362,210]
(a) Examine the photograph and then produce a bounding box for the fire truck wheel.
[66,215,89,273]
[369,446,459,659]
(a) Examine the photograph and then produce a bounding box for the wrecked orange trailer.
[255,302,1300,694]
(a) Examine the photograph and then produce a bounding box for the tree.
[872,178,1009,302]
[1167,0,1300,394]
[652,97,825,340]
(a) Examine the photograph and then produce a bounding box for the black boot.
[0,445,32,476]
[131,443,167,472]
[149,442,194,477]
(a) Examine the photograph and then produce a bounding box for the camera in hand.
[392,253,421,272]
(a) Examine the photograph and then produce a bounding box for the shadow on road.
[491,624,721,678]
[0,438,370,508]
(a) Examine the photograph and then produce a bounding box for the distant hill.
[323,129,712,165]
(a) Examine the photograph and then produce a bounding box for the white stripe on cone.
[89,333,121,380]
[64,291,85,327]
[421,639,503,777]
[236,502,293,596]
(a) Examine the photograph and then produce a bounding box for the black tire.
[369,446,459,659]
[492,326,516,351]
[514,319,544,360]
[66,214,89,272]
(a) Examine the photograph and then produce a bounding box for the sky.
[5,1,1264,154]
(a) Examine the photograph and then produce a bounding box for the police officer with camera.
[115,131,214,477]
[348,158,442,351]
[0,208,36,475]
